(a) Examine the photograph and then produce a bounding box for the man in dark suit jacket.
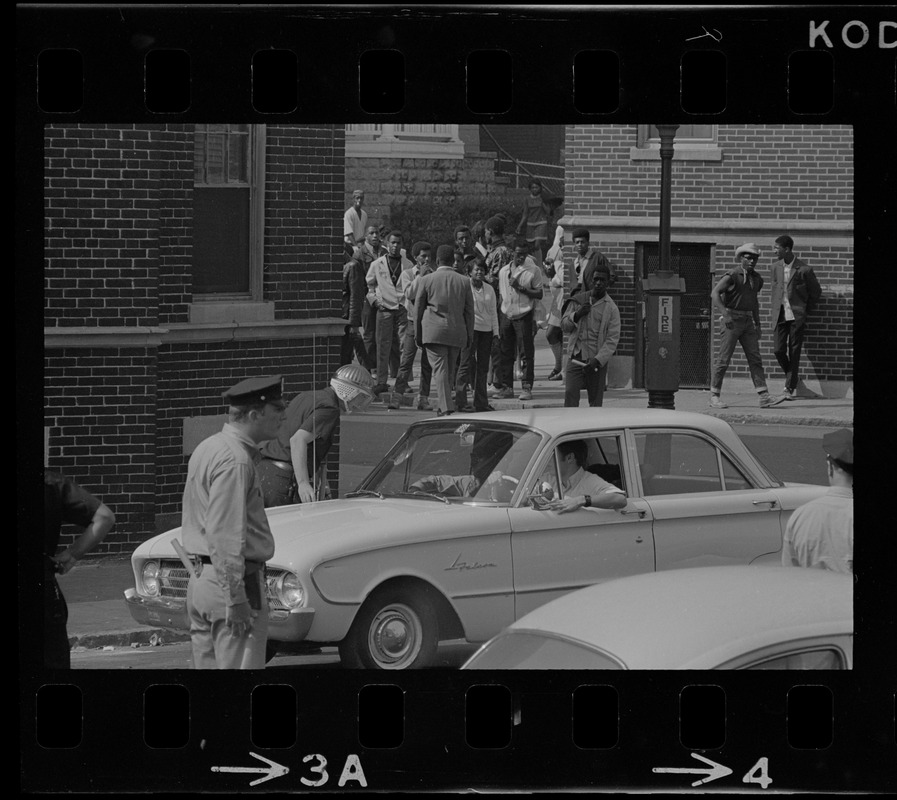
[416,244,475,415]
[770,235,823,400]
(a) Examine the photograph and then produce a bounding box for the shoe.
[487,385,503,398]
[404,386,416,394]
[436,409,455,417]
[547,369,563,381]
[519,386,533,401]
[371,384,389,402]
[416,396,431,411]
[475,405,495,413]
[708,394,728,409]
[387,393,402,410]
[781,388,797,401]
[493,386,514,399]
[759,393,786,408]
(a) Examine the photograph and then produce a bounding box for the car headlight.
[142,560,161,597]
[269,571,306,609]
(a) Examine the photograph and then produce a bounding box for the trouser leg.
[710,320,740,392]
[586,364,607,406]
[564,359,586,407]
[739,319,769,391]
[44,573,71,669]
[499,314,517,390]
[472,331,493,409]
[516,312,536,386]
[188,566,269,670]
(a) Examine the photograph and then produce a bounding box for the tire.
[339,587,439,669]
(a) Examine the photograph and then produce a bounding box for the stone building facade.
[560,124,853,396]
[44,124,347,554]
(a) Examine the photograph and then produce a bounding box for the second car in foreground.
[462,566,852,670]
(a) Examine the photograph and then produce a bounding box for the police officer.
[781,428,854,573]
[257,365,374,507]
[183,376,285,669]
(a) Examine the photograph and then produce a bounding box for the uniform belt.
[195,555,265,570]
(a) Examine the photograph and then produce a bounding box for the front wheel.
[339,587,439,669]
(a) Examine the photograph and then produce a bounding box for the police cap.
[822,428,853,465]
[223,375,283,406]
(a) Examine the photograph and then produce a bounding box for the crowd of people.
[340,182,623,416]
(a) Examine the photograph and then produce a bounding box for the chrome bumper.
[124,591,315,642]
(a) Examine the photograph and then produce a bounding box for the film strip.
[19,3,894,794]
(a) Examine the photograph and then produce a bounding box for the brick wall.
[265,125,346,318]
[45,124,347,556]
[563,124,853,386]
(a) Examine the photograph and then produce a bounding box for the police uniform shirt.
[781,487,854,573]
[181,423,275,606]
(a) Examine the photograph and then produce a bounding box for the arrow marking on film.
[211,752,289,786]
[653,752,733,787]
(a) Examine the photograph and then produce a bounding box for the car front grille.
[154,559,293,612]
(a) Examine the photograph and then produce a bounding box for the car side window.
[582,434,626,493]
[721,452,753,491]
[742,648,846,670]
[635,431,724,495]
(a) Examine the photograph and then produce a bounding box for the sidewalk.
[58,337,852,653]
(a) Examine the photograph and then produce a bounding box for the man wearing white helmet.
[257,365,373,506]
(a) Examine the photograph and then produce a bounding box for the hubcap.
[368,603,422,668]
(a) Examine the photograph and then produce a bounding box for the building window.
[192,124,266,296]
[630,124,721,161]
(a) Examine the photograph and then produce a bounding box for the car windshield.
[357,421,544,505]
[463,631,624,670]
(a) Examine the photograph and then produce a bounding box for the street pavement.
[57,338,853,657]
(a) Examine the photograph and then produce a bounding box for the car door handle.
[621,509,647,518]
[752,499,778,507]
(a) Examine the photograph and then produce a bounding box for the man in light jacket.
[415,244,475,416]
[366,230,415,400]
[561,265,620,407]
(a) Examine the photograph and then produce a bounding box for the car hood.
[135,497,511,570]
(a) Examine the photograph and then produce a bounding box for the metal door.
[637,243,713,388]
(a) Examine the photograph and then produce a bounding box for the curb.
[69,628,191,651]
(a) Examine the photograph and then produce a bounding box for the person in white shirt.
[343,189,368,252]
[496,237,544,401]
[546,439,627,514]
[782,428,853,573]
[455,261,499,412]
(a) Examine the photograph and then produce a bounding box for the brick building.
[44,124,348,554]
[560,124,853,396]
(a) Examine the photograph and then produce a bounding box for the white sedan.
[462,566,852,670]
[125,408,828,669]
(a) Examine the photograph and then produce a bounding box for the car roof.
[502,566,853,669]
[422,407,738,439]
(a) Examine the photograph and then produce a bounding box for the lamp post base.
[647,390,676,410]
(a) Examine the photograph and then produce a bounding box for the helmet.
[331,364,374,410]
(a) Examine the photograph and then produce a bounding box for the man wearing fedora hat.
[782,428,853,573]
[182,376,285,669]
[709,243,784,409]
